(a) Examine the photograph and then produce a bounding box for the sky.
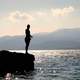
[0,0,80,36]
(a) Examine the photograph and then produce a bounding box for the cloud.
[7,11,34,22]
[2,6,75,24]
[51,6,74,16]
[3,6,74,23]
[36,11,47,16]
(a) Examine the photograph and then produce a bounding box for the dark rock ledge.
[0,50,35,75]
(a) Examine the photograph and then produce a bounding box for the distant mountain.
[0,28,80,50]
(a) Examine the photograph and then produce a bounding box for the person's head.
[27,24,30,29]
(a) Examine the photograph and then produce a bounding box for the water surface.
[3,50,80,80]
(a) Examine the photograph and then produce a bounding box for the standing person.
[25,24,32,53]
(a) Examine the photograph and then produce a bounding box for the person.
[25,24,32,53]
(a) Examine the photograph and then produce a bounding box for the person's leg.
[25,38,30,53]
[26,40,30,53]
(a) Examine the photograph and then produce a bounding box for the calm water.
[2,50,80,80]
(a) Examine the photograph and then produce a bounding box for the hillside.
[0,28,80,50]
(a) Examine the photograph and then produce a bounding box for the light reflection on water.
[3,50,80,80]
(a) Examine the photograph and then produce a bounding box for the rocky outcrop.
[0,50,35,75]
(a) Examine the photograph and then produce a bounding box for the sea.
[2,50,80,80]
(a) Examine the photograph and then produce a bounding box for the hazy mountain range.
[0,28,80,50]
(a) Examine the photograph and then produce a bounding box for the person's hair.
[27,24,30,28]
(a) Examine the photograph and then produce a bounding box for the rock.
[0,50,35,75]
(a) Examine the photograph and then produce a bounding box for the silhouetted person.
[25,24,32,53]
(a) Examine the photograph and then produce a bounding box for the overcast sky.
[0,0,80,36]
